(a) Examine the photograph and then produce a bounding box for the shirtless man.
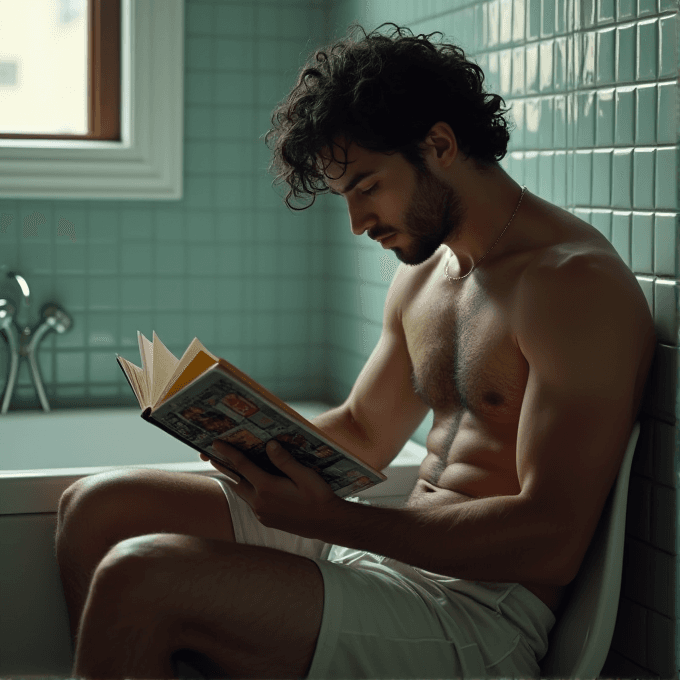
[56,24,656,679]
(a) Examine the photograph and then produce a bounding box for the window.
[0,0,184,201]
[0,0,120,141]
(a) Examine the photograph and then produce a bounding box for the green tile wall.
[0,0,336,411]
[326,0,679,677]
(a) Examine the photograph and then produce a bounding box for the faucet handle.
[3,270,30,332]
[0,297,17,331]
[39,302,73,334]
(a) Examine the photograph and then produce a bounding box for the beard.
[391,164,466,267]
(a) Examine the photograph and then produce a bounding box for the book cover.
[117,333,386,498]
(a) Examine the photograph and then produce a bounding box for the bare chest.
[404,280,527,423]
[402,260,529,496]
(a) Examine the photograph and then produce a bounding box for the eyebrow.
[328,170,377,196]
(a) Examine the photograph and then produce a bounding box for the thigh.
[58,469,235,548]
[96,534,325,680]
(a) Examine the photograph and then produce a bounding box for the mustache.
[368,227,395,240]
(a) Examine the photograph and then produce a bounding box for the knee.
[57,473,105,536]
[93,534,178,605]
[56,470,143,551]
[56,477,84,529]
[101,533,172,566]
[56,477,88,546]
[98,533,199,588]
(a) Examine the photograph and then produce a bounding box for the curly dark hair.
[265,23,514,210]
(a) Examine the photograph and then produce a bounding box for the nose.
[347,199,376,237]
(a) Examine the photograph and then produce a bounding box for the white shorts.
[214,477,556,679]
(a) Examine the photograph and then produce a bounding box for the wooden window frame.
[0,0,183,201]
[0,0,121,142]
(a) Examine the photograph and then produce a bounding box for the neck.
[442,167,525,275]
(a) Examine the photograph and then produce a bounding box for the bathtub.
[0,402,426,675]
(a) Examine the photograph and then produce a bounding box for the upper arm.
[343,263,431,471]
[514,256,655,584]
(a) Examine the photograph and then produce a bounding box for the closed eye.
[361,183,378,196]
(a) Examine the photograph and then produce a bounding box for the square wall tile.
[591,150,612,206]
[595,88,615,146]
[612,150,633,209]
[654,214,678,277]
[655,147,677,210]
[633,149,655,210]
[653,279,678,345]
[611,211,631,265]
[635,84,657,146]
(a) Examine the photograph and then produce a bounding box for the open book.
[116,332,386,497]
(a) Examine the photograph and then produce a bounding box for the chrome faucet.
[0,269,73,413]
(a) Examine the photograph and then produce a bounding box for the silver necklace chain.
[444,185,527,282]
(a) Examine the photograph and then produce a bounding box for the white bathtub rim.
[1,443,426,515]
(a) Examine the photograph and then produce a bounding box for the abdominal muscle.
[404,419,568,615]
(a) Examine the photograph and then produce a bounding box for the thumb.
[266,440,289,460]
[266,440,301,476]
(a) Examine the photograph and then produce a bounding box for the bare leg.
[72,534,325,680]
[55,469,234,650]
[75,579,177,680]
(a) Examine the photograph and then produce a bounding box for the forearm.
[310,407,374,464]
[317,493,570,586]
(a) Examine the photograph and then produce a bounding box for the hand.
[200,439,343,538]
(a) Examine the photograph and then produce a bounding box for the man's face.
[323,142,467,266]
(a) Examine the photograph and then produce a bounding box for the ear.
[422,121,458,168]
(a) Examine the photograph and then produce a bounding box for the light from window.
[0,0,88,135]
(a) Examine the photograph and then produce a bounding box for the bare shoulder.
[516,193,647,302]
[515,233,656,415]
[521,232,652,324]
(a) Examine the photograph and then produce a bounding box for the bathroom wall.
[325,0,679,677]
[0,0,336,412]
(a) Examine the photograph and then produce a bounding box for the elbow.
[555,542,586,587]
[520,503,580,586]
[517,494,581,586]
[539,528,583,587]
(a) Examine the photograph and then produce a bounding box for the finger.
[207,450,241,477]
[266,441,338,501]
[209,440,244,472]
[209,457,250,490]
[265,440,311,482]
[266,439,291,462]
[211,441,266,485]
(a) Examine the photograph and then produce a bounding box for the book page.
[154,337,218,409]
[137,332,154,403]
[115,355,147,408]
[150,331,180,408]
